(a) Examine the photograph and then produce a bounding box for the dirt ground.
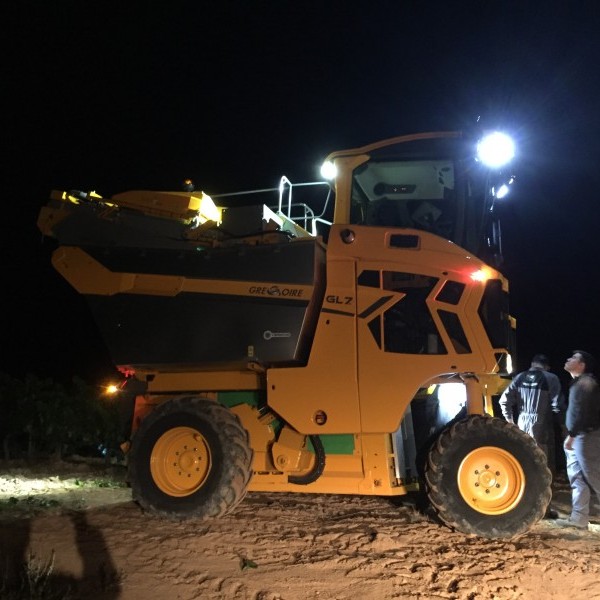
[1,461,600,600]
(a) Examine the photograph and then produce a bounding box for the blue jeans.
[565,429,600,525]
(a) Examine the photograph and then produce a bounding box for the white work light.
[476,132,515,168]
[320,160,337,180]
[495,184,509,199]
[437,383,467,423]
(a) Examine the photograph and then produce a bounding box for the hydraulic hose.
[288,435,326,485]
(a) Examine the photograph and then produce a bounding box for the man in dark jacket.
[499,354,565,458]
[555,350,600,530]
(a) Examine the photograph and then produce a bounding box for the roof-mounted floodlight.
[476,132,515,168]
[320,160,337,180]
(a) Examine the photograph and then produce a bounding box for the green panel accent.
[216,393,354,456]
[313,434,355,455]
[217,391,260,408]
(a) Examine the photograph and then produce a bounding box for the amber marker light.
[104,383,120,395]
[470,268,491,282]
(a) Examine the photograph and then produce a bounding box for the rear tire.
[129,396,253,519]
[425,415,551,539]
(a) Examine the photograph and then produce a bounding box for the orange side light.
[470,268,491,282]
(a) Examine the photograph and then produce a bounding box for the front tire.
[425,415,551,539]
[129,397,253,519]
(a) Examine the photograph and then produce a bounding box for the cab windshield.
[347,138,495,261]
[350,158,457,240]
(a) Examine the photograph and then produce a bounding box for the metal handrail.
[213,177,332,236]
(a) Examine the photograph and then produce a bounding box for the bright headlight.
[320,160,337,180]
[477,132,515,168]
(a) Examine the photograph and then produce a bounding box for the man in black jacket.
[555,350,600,530]
[499,354,564,458]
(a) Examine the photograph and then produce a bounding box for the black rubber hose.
[288,435,326,485]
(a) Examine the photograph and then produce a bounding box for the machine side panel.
[267,225,511,435]
[87,292,310,367]
[53,238,326,370]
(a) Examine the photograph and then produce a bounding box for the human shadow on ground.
[0,511,121,599]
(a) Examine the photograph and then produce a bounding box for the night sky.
[3,3,600,386]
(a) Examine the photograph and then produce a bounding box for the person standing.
[499,353,565,458]
[556,350,600,530]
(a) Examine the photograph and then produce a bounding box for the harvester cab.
[38,130,552,540]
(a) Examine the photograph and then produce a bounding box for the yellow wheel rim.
[150,427,211,497]
[457,446,525,515]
